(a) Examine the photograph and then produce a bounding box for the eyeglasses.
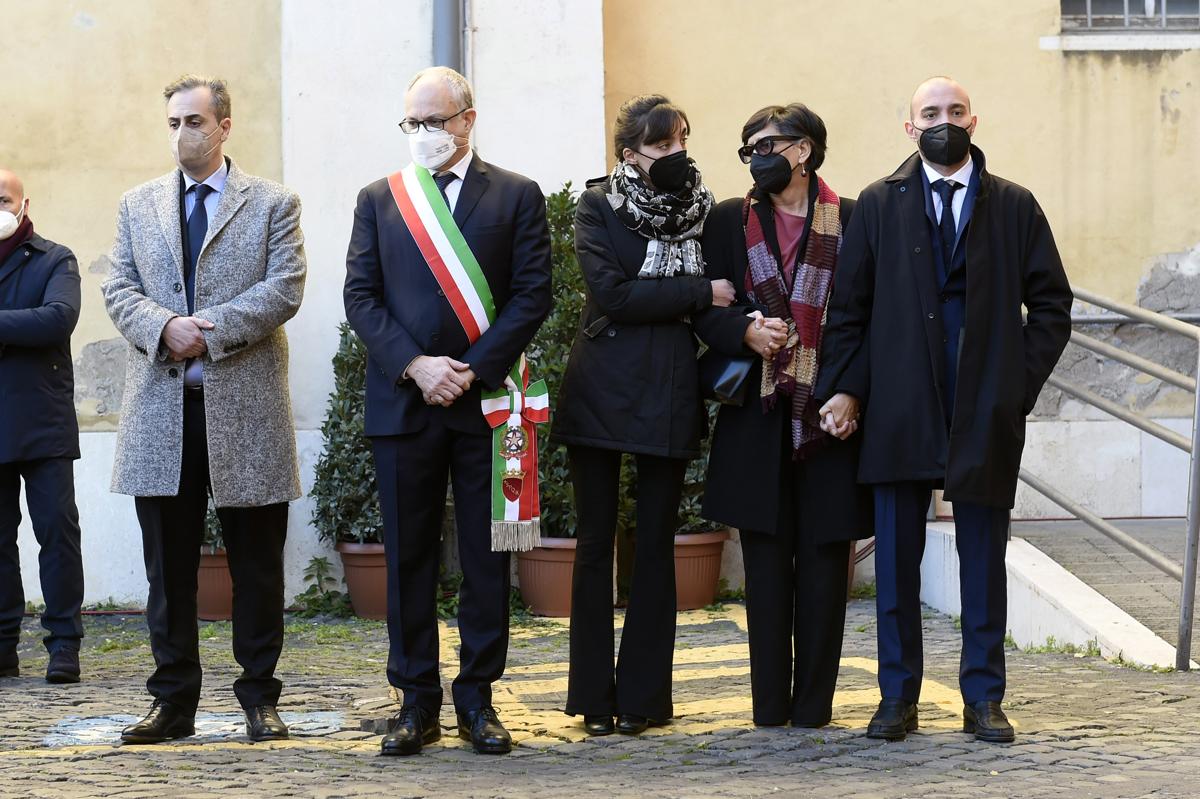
[399,107,470,134]
[737,136,801,164]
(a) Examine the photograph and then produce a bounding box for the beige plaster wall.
[602,0,1200,302]
[1,1,282,430]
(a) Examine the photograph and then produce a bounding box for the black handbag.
[698,348,755,406]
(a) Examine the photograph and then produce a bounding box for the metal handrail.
[1045,374,1192,451]
[1017,286,1200,670]
[1068,329,1197,392]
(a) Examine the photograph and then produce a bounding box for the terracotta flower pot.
[197,548,233,621]
[516,537,577,617]
[674,530,730,611]
[336,541,388,620]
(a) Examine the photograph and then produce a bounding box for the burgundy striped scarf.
[742,177,842,458]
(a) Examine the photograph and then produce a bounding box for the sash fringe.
[491,519,541,553]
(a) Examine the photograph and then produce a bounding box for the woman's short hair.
[612,95,690,161]
[741,104,827,173]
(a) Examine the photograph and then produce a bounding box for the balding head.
[909,77,972,121]
[904,76,977,172]
[0,170,25,204]
[402,66,476,172]
[0,169,27,219]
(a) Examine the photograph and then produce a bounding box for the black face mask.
[914,122,972,166]
[749,152,798,195]
[638,149,695,193]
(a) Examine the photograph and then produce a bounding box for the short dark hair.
[163,74,232,121]
[741,103,827,173]
[612,94,690,161]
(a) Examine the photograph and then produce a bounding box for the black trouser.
[0,457,84,655]
[740,528,850,727]
[372,420,510,716]
[565,445,687,720]
[134,390,288,714]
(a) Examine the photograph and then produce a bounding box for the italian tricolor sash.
[387,163,548,552]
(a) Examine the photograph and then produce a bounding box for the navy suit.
[344,155,552,714]
[0,231,84,657]
[817,147,1071,708]
[877,160,1010,706]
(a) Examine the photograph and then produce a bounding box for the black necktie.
[433,172,457,209]
[186,183,212,314]
[931,178,961,266]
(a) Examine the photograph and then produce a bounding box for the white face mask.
[408,126,462,171]
[170,124,223,170]
[0,200,27,241]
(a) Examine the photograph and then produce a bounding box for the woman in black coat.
[695,104,873,728]
[551,95,747,736]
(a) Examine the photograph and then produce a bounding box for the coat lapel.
[453,154,489,229]
[153,172,185,281]
[201,160,249,260]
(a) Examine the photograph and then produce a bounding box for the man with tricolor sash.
[344,67,552,756]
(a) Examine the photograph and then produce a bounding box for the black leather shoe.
[583,715,615,736]
[616,714,666,735]
[963,701,1015,743]
[457,706,512,754]
[121,700,196,744]
[0,651,17,678]
[866,699,918,741]
[46,648,80,684]
[246,705,289,742]
[381,706,439,756]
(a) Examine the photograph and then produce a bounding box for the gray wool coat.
[102,159,306,507]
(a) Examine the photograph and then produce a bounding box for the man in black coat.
[816,78,1072,743]
[344,67,552,756]
[0,169,84,684]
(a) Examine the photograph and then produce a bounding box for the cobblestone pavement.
[2,600,1199,799]
[1013,519,1200,661]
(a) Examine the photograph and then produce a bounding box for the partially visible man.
[345,67,552,756]
[102,75,306,744]
[0,169,84,684]
[816,77,1072,743]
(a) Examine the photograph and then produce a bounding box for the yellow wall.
[602,0,1200,301]
[1,1,282,429]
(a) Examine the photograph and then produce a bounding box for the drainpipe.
[432,0,463,71]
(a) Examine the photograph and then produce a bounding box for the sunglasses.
[737,136,801,164]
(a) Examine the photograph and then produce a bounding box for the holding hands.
[162,316,215,361]
[818,392,860,440]
[743,310,789,358]
[410,355,475,407]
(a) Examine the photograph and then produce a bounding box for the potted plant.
[197,502,233,621]
[673,414,730,611]
[516,185,586,617]
[310,323,388,620]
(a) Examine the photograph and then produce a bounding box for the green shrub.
[309,322,384,544]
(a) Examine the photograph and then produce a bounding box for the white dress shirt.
[436,149,473,212]
[922,157,974,230]
[184,159,229,222]
[181,160,228,385]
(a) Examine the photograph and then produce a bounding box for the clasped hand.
[818,392,860,440]
[163,316,214,361]
[410,355,475,407]
[743,311,788,358]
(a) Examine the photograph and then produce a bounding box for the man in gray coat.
[102,75,306,744]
